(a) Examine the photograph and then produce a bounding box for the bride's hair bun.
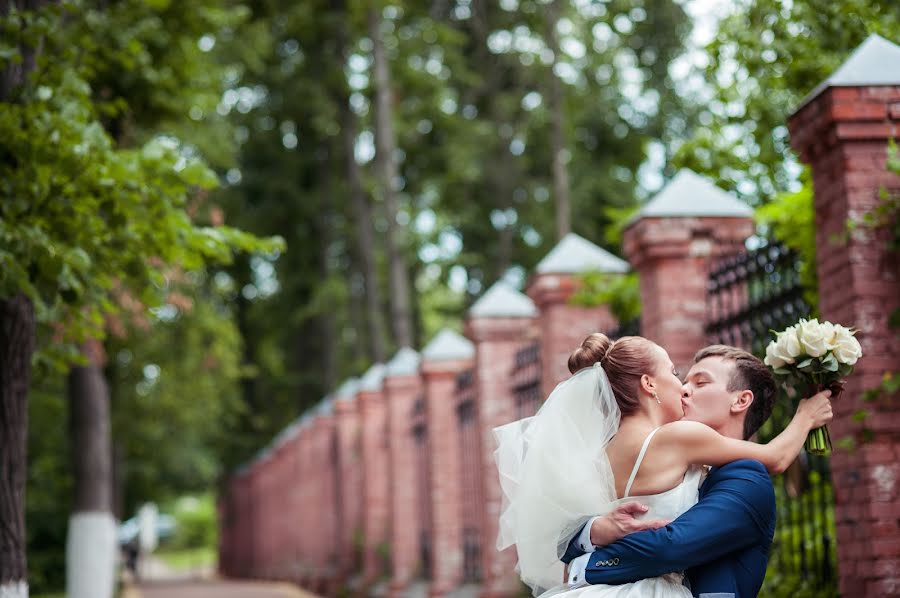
[568,332,658,416]
[568,333,613,374]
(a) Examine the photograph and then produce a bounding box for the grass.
[155,546,217,571]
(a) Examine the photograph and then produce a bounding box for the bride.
[493,333,832,597]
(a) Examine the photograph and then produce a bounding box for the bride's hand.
[590,502,672,547]
[795,389,833,429]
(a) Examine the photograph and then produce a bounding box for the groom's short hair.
[693,345,776,440]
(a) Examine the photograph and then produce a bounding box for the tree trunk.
[1,3,46,595]
[67,340,115,598]
[317,148,337,392]
[341,103,388,364]
[546,0,571,240]
[0,294,35,598]
[369,6,414,349]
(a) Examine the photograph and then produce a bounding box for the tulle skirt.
[541,573,692,598]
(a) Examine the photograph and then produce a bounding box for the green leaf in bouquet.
[822,358,839,373]
[838,363,854,376]
[773,367,792,376]
[796,358,813,369]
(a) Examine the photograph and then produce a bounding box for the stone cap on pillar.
[386,346,421,376]
[467,280,539,343]
[529,233,629,306]
[535,232,630,275]
[422,329,474,361]
[797,34,900,110]
[421,327,475,372]
[469,280,538,319]
[359,363,386,393]
[623,169,754,267]
[629,169,753,222]
[790,34,900,159]
[315,395,335,416]
[336,377,360,402]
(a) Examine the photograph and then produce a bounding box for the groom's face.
[680,356,737,432]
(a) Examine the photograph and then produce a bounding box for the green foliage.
[0,7,282,371]
[162,493,218,551]
[25,374,71,595]
[3,2,279,590]
[759,468,839,598]
[675,0,900,204]
[107,279,246,512]
[755,170,818,310]
[569,272,641,325]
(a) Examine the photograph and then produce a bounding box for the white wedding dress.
[548,428,702,598]
[494,364,701,598]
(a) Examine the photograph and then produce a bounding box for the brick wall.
[527,273,618,397]
[623,215,753,373]
[790,84,900,598]
[385,372,423,597]
[466,315,538,598]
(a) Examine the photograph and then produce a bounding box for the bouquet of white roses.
[763,318,862,455]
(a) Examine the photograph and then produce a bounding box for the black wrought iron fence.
[456,369,482,582]
[608,316,640,340]
[706,242,837,597]
[512,342,541,419]
[411,396,431,579]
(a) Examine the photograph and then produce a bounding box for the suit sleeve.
[584,466,775,584]
[561,519,592,564]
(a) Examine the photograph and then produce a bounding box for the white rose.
[797,319,828,357]
[779,326,803,360]
[764,340,786,368]
[820,321,838,351]
[832,327,863,365]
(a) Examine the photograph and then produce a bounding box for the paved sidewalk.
[134,579,320,598]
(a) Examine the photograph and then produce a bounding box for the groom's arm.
[561,502,670,564]
[584,462,775,584]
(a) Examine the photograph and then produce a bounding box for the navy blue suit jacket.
[562,460,776,598]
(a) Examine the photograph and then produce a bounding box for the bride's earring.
[652,392,661,405]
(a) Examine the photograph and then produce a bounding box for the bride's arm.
[660,389,832,475]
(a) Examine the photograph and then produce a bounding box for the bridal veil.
[494,362,621,596]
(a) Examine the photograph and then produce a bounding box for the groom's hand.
[590,502,672,547]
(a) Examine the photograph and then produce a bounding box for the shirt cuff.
[567,552,591,588]
[576,516,600,552]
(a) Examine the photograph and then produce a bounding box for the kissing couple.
[494,333,833,598]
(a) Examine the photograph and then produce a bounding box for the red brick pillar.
[312,404,340,594]
[234,471,250,577]
[788,36,900,597]
[309,415,328,590]
[272,442,291,579]
[622,170,753,373]
[334,379,363,585]
[358,364,391,585]
[465,282,539,598]
[528,233,626,397]
[384,348,424,597]
[421,330,475,597]
[295,421,313,584]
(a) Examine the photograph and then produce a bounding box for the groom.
[562,344,781,597]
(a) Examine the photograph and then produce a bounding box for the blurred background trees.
[1,0,896,594]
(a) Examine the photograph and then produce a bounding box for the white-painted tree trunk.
[66,512,116,598]
[0,581,28,598]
